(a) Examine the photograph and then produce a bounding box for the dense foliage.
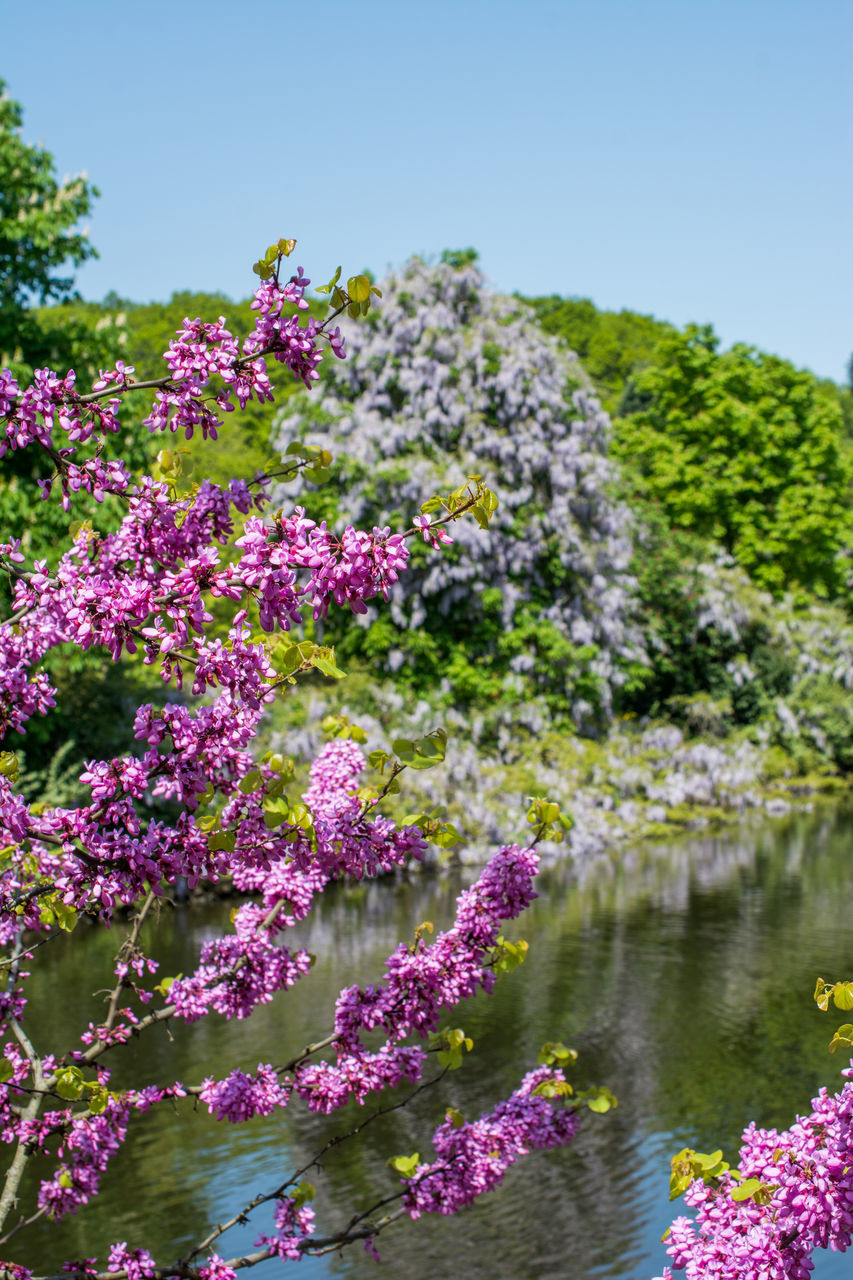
[0,79,99,371]
[526,292,675,414]
[612,324,850,597]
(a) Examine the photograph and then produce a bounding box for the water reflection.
[15,804,853,1279]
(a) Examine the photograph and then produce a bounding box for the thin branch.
[0,1021,46,1234]
[0,1203,46,1247]
[102,890,156,1035]
[181,1069,447,1263]
[0,931,64,969]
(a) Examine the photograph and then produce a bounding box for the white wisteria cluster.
[271,257,644,725]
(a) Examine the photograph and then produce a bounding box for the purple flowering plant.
[0,240,601,1277]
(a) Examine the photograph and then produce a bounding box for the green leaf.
[0,752,19,782]
[815,977,833,1011]
[432,822,462,848]
[388,1152,420,1179]
[208,830,236,853]
[311,655,346,680]
[584,1086,617,1113]
[0,1058,15,1083]
[538,1041,577,1066]
[348,274,372,304]
[53,900,78,933]
[445,1107,465,1129]
[85,1085,110,1115]
[55,1067,85,1100]
[829,1023,853,1053]
[731,1178,764,1202]
[533,1077,573,1098]
[834,982,853,1011]
[272,643,302,677]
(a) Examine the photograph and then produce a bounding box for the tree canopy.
[612,324,851,597]
[0,79,99,369]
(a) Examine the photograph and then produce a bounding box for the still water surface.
[18,805,853,1278]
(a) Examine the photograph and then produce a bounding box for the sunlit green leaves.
[389,727,447,770]
[730,1177,773,1205]
[829,1024,853,1054]
[54,1066,86,1101]
[252,238,297,280]
[315,267,382,319]
[814,977,853,1011]
[387,1152,420,1179]
[537,1042,578,1068]
[0,752,19,783]
[576,1084,618,1114]
[419,475,499,531]
[533,1076,573,1099]
[315,266,342,296]
[401,808,462,849]
[38,892,78,933]
[525,796,573,843]
[669,1147,730,1200]
[321,712,368,744]
[292,1181,315,1208]
[814,978,853,1052]
[429,1026,473,1070]
[53,1066,117,1115]
[490,935,529,976]
[270,639,346,682]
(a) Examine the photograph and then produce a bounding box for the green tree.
[526,294,675,412]
[0,79,100,369]
[0,81,137,578]
[613,325,851,597]
[0,86,155,783]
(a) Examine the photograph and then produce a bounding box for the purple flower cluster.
[36,1097,132,1219]
[0,269,333,508]
[405,1066,580,1217]
[199,1064,290,1122]
[254,1194,316,1261]
[658,1063,853,1279]
[106,1243,155,1280]
[292,844,539,1113]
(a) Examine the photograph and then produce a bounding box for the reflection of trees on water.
[16,806,853,1280]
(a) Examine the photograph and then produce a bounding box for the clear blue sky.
[3,0,851,381]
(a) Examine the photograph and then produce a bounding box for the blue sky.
[3,0,851,381]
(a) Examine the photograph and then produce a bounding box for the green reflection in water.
[12,804,853,1279]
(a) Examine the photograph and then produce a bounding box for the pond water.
[15,804,853,1279]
